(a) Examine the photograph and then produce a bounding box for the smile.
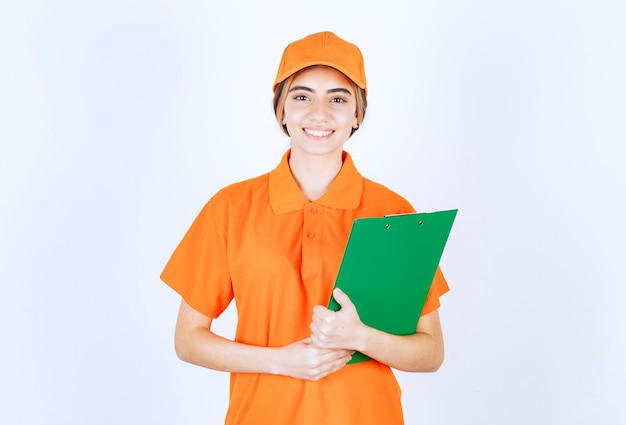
[304,128,333,137]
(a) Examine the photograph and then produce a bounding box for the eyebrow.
[288,86,353,96]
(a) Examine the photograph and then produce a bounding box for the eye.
[330,96,348,103]
[292,94,310,101]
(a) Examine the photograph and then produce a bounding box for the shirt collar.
[269,150,364,214]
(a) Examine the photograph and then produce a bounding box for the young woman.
[161,31,449,425]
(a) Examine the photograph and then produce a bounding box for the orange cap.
[273,31,367,94]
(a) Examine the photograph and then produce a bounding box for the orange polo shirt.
[161,150,449,425]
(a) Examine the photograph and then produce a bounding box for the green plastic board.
[328,209,457,364]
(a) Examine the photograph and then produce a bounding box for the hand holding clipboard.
[327,209,457,363]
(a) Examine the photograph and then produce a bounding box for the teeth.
[305,128,332,137]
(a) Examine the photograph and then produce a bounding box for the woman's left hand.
[310,288,365,351]
[310,287,446,372]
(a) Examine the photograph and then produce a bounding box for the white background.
[1,1,625,424]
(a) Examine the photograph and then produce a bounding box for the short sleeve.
[160,200,233,318]
[420,267,449,316]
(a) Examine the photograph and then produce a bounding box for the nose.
[308,99,330,122]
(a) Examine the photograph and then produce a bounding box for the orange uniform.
[161,150,449,424]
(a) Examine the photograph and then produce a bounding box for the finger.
[312,314,332,333]
[329,353,353,372]
[312,305,328,316]
[325,349,353,361]
[310,316,329,335]
[312,305,333,323]
[309,323,321,344]
[333,287,354,309]
[316,351,352,377]
[310,330,329,349]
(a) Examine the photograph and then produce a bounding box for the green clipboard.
[328,209,457,364]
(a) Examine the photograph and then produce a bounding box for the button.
[310,207,318,214]
[307,232,316,239]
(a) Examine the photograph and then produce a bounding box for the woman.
[161,31,449,425]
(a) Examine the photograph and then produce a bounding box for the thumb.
[333,287,354,310]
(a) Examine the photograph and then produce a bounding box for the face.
[282,66,358,159]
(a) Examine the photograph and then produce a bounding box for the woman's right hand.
[175,300,352,380]
[273,338,353,381]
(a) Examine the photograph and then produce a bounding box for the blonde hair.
[273,68,367,137]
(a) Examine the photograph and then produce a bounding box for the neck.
[288,150,343,201]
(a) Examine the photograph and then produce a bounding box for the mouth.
[304,128,334,138]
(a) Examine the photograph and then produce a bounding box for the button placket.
[301,204,323,282]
